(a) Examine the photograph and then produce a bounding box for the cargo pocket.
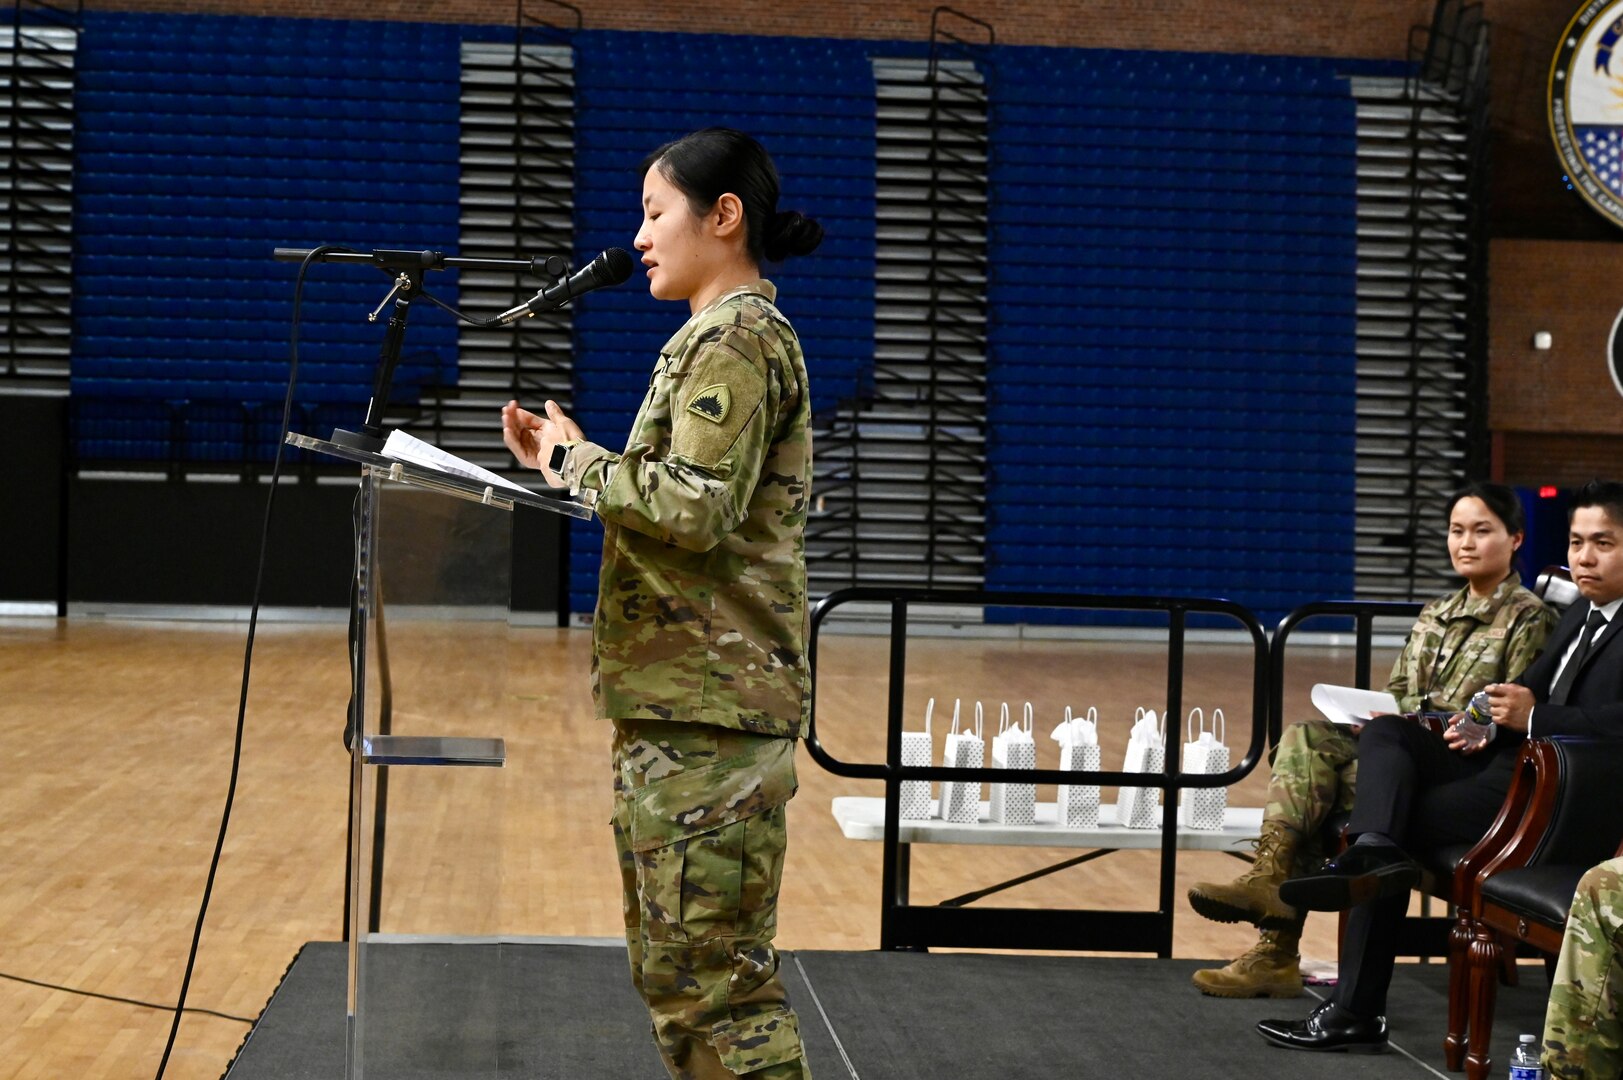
[713,1007,803,1073]
[677,817,746,941]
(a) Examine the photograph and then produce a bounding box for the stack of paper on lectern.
[1311,684,1401,727]
[382,430,531,495]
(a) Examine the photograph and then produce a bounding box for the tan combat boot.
[1191,924,1304,998]
[1187,820,1301,929]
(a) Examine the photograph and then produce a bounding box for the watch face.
[549,443,568,472]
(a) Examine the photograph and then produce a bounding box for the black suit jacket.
[1514,599,1623,739]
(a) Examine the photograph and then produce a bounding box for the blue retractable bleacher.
[71,12,463,464]
[983,44,1363,623]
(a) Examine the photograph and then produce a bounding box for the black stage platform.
[225,941,1549,1078]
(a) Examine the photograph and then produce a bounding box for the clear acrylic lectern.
[288,432,590,1080]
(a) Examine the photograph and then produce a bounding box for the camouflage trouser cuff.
[712,1007,803,1075]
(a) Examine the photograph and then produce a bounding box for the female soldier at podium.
[500,127,822,1080]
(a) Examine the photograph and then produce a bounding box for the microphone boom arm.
[284,246,574,452]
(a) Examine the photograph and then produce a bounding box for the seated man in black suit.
[1257,478,1623,1053]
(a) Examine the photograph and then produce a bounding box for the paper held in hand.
[383,429,532,495]
[1311,684,1401,727]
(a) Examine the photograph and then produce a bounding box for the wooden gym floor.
[0,614,1407,1080]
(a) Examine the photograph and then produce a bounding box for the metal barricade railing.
[1268,600,1424,746]
[807,586,1270,955]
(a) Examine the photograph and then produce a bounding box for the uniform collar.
[1436,572,1520,623]
[660,278,777,356]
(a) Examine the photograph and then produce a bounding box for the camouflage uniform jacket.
[561,279,811,739]
[1384,573,1557,713]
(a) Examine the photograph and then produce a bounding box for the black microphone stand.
[273,246,569,452]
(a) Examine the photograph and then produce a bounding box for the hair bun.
[764,210,823,262]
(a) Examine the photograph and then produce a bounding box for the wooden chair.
[1446,736,1623,1078]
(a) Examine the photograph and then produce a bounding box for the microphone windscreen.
[599,247,635,285]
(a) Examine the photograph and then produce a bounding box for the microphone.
[496,248,634,324]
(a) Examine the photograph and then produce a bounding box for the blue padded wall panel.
[983,45,1360,623]
[72,12,463,463]
[566,30,877,617]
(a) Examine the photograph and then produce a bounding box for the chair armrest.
[1468,737,1623,916]
[1453,739,1542,913]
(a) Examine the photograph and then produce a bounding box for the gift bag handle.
[972,700,984,739]
[1138,707,1165,746]
[1022,701,1034,734]
[924,696,934,738]
[948,697,962,737]
[999,701,1012,735]
[1183,706,1225,745]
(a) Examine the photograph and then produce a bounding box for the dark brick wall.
[1490,239,1623,486]
[81,0,1430,55]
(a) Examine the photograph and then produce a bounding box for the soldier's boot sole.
[1187,885,1299,930]
[1190,969,1304,999]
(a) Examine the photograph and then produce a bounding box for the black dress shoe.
[1257,999,1389,1053]
[1277,843,1419,912]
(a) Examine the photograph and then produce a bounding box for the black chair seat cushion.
[1480,864,1589,930]
[1420,843,1472,880]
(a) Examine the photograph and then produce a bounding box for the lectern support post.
[288,432,591,1080]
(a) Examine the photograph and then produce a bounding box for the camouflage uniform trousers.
[1543,857,1623,1079]
[611,717,810,1080]
[1264,717,1360,870]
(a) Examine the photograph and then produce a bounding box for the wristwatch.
[548,439,576,477]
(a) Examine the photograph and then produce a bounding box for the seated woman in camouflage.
[501,128,822,1078]
[1187,482,1558,999]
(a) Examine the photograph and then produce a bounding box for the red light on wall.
[1539,486,1560,499]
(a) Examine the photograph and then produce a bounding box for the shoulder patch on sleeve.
[686,383,732,424]
[670,338,767,469]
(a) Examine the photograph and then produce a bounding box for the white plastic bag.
[990,702,1037,825]
[1050,705,1101,828]
[1114,707,1165,829]
[939,700,985,824]
[1178,707,1229,830]
[900,699,935,820]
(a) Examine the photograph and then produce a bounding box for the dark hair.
[1446,481,1525,536]
[640,127,823,265]
[1569,478,1623,527]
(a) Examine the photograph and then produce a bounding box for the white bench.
[831,797,1265,852]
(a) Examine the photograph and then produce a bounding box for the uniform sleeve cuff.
[561,441,616,498]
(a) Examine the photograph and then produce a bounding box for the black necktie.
[1549,609,1610,706]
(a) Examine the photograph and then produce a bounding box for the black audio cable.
[151,244,352,1079]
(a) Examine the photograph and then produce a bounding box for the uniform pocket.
[678,818,745,940]
[627,735,798,852]
[713,1008,803,1073]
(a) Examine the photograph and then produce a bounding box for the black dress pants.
[1332,715,1520,1017]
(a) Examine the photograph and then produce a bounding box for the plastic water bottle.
[1509,1033,1545,1079]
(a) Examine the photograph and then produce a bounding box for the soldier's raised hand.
[501,400,548,471]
